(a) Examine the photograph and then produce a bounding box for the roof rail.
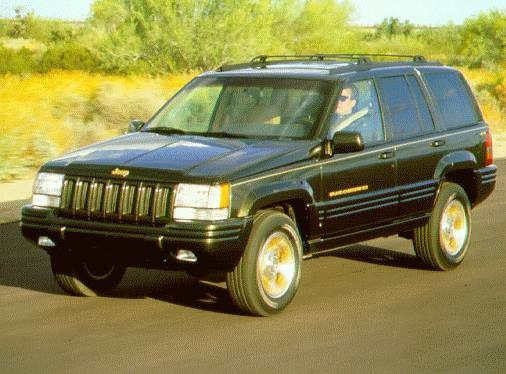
[250,54,372,65]
[251,53,426,64]
[216,53,429,72]
[345,53,427,62]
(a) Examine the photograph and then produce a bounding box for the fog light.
[38,236,56,247]
[176,250,197,263]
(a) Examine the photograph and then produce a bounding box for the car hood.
[46,132,316,182]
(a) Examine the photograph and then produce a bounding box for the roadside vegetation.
[0,0,504,180]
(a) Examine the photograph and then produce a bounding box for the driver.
[328,84,369,138]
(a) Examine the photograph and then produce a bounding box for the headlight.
[32,172,65,208]
[173,183,230,221]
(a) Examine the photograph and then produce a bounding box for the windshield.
[145,77,330,139]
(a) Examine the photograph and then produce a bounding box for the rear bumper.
[474,164,497,206]
[20,205,253,272]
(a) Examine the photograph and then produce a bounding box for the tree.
[287,0,356,54]
[375,17,415,39]
[84,0,356,73]
[458,10,506,68]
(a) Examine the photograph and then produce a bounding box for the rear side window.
[422,71,481,129]
[378,76,429,140]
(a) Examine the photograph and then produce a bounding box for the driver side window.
[328,80,384,145]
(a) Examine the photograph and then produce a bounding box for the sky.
[0,0,504,26]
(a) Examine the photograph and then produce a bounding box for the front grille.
[59,176,172,225]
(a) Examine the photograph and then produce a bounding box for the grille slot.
[59,177,172,225]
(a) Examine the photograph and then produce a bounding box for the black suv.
[21,54,497,316]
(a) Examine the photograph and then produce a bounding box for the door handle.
[379,151,395,160]
[431,139,446,147]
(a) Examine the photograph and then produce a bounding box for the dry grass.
[461,67,506,134]
[0,70,194,180]
[0,37,47,52]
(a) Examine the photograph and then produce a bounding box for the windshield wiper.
[143,127,187,135]
[144,128,249,139]
[203,131,250,139]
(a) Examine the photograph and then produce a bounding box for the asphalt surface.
[0,199,30,224]
[1,160,505,373]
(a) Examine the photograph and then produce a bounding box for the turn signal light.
[485,130,493,166]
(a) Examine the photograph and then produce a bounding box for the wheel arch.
[236,180,316,250]
[434,150,480,205]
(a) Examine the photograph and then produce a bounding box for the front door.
[320,79,397,237]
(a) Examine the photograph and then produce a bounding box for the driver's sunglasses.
[339,95,351,102]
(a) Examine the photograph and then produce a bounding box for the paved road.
[1,160,505,373]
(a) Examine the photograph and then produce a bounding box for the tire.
[413,182,471,270]
[50,248,126,296]
[226,210,303,316]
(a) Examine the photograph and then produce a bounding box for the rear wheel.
[226,211,303,316]
[413,182,471,270]
[50,248,126,296]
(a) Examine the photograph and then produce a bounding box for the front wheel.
[50,248,126,296]
[226,211,303,316]
[413,182,471,270]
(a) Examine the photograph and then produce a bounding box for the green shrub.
[0,46,38,73]
[459,10,506,68]
[40,42,97,71]
[0,19,11,38]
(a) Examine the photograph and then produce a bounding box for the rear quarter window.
[422,71,481,130]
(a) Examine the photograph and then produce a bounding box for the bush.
[88,81,167,130]
[415,25,463,65]
[40,42,98,71]
[7,9,47,41]
[85,0,357,73]
[459,10,506,68]
[0,19,11,37]
[0,46,38,73]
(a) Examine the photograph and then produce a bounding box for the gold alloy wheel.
[439,199,468,256]
[257,230,296,299]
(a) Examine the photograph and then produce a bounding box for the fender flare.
[236,180,315,218]
[433,150,477,180]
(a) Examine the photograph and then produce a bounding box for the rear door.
[376,72,441,219]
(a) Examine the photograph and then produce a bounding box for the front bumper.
[20,205,253,272]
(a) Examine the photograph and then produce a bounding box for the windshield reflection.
[145,77,330,139]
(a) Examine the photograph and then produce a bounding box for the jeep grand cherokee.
[21,54,497,316]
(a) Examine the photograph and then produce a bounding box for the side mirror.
[332,131,364,153]
[128,119,145,133]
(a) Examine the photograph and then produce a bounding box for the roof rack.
[251,53,426,64]
[250,54,372,65]
[345,53,427,62]
[217,53,428,72]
